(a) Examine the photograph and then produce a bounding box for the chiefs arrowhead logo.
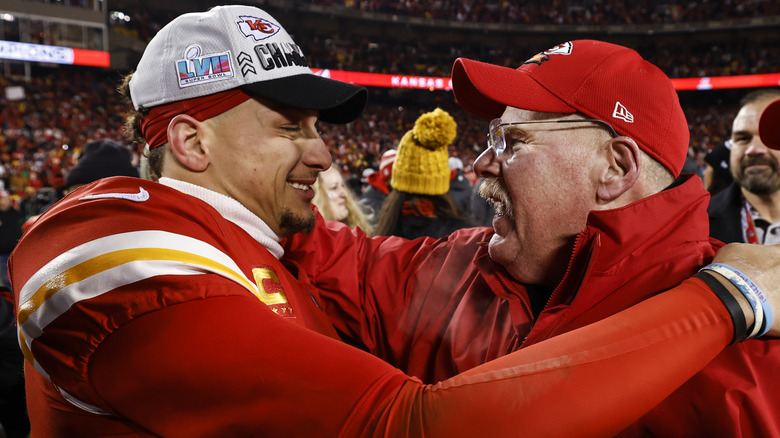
[523,41,574,66]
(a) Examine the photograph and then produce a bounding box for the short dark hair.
[740,89,780,107]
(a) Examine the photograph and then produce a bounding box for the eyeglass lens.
[488,118,505,156]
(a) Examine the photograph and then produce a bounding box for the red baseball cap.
[759,98,780,150]
[451,40,689,176]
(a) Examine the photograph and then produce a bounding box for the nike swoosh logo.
[79,187,150,203]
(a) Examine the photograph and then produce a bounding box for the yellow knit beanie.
[391,108,458,196]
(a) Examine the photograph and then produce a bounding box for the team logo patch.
[523,41,574,66]
[252,266,295,318]
[176,45,234,88]
[236,15,281,42]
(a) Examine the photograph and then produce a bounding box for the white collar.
[158,177,283,259]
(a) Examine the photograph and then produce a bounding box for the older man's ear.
[596,136,642,204]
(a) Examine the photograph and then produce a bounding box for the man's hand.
[712,243,780,337]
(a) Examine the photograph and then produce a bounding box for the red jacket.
[285,175,780,436]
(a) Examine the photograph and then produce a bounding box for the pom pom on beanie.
[391,108,457,195]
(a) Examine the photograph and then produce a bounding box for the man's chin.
[279,210,316,236]
[487,234,514,268]
[741,174,780,195]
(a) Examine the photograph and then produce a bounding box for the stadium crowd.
[309,0,780,24]
[110,1,780,80]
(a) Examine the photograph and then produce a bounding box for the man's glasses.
[487,117,620,156]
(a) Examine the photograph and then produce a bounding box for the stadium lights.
[110,11,131,23]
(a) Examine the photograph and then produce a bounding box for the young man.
[10,8,780,437]
[709,89,780,245]
[286,41,780,436]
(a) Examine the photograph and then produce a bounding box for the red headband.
[140,89,253,149]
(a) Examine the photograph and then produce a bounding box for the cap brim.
[759,98,780,150]
[451,58,575,119]
[242,74,367,124]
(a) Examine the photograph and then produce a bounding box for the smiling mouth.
[288,181,312,191]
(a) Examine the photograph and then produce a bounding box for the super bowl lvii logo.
[176,44,234,87]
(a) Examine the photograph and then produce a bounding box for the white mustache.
[478,178,513,218]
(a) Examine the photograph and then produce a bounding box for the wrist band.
[701,263,773,338]
[703,264,763,338]
[695,271,747,344]
[705,263,772,338]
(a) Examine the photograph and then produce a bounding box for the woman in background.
[374,108,469,239]
[313,165,374,236]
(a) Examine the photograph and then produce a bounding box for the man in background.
[360,148,396,223]
[709,89,780,244]
[63,138,139,193]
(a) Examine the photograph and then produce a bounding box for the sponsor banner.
[71,48,111,68]
[313,68,780,92]
[313,68,454,90]
[0,41,110,67]
[671,74,780,90]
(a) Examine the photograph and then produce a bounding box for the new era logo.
[612,102,634,123]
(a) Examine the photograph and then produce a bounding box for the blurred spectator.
[312,165,374,235]
[0,192,23,288]
[468,177,496,227]
[703,140,734,194]
[344,174,364,199]
[360,148,396,224]
[374,108,469,238]
[21,139,139,232]
[447,156,473,222]
[63,138,139,193]
[0,286,29,438]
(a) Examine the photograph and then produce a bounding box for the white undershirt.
[158,177,284,259]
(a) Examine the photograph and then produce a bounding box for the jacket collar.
[479,174,712,310]
[550,174,713,308]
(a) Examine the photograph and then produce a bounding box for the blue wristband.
[702,263,773,338]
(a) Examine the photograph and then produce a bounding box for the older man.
[287,40,780,436]
[709,89,780,245]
